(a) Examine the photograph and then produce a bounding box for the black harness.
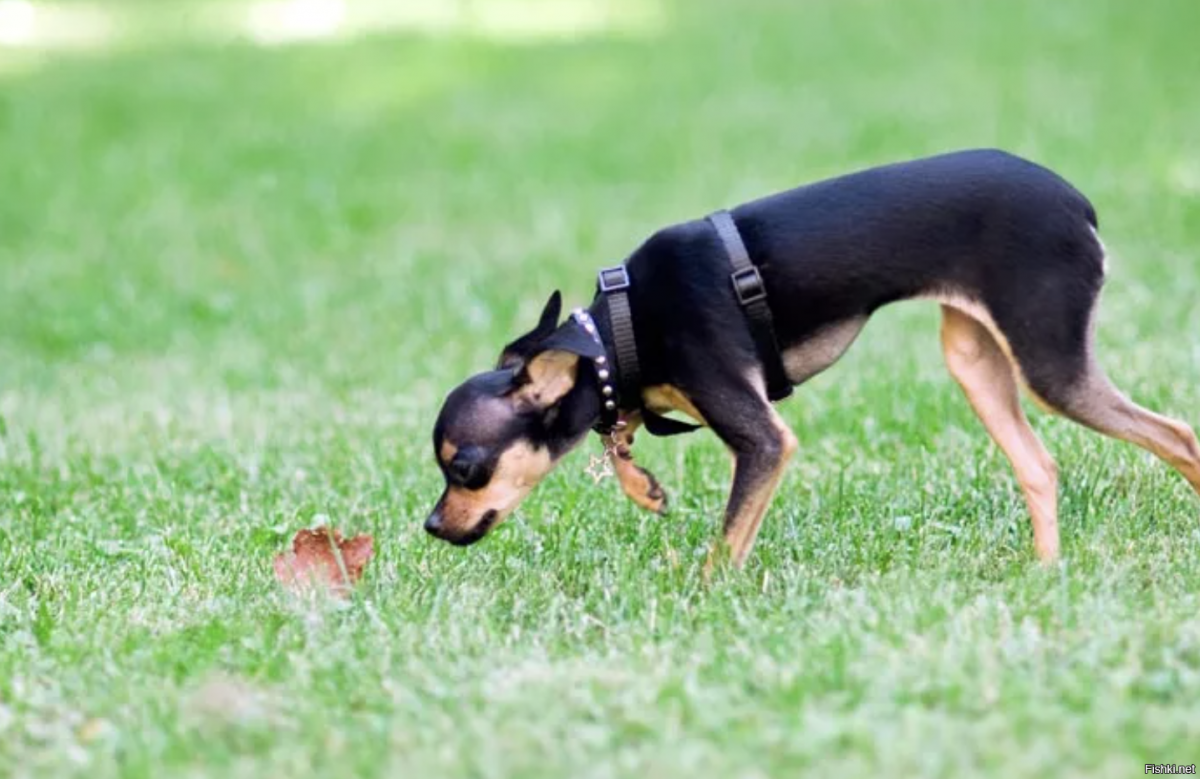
[589,210,792,437]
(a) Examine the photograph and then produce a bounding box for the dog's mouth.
[446,509,500,546]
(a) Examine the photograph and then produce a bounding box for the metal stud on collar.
[571,308,618,413]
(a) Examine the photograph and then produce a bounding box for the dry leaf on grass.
[273,526,374,596]
[78,717,112,743]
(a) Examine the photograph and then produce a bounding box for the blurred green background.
[2,1,1200,777]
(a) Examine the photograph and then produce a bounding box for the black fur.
[428,149,1108,547]
[606,149,1102,410]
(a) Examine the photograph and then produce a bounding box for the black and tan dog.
[426,149,1200,566]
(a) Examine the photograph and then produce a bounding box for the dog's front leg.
[687,383,798,569]
[718,411,797,567]
[604,413,668,514]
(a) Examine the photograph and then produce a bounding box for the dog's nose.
[424,511,444,537]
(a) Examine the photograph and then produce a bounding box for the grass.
[3,0,1200,776]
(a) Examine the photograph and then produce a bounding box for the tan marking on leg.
[642,384,707,426]
[918,290,1072,416]
[918,290,1015,359]
[941,305,1061,562]
[606,413,667,513]
[1050,371,1200,496]
[715,409,798,570]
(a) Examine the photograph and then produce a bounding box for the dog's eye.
[448,458,475,484]
[447,446,493,489]
[448,452,492,488]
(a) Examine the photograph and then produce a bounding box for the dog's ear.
[498,291,562,369]
[510,319,604,408]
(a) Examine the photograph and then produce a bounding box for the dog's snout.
[424,511,445,537]
[423,506,499,546]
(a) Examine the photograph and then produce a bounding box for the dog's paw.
[616,462,668,514]
[642,469,669,515]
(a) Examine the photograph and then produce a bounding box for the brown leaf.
[78,717,112,743]
[273,526,374,596]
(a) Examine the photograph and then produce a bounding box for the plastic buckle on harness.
[730,267,767,305]
[598,265,631,293]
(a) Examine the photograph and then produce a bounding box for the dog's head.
[426,292,603,545]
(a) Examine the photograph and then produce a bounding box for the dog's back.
[735,149,1099,336]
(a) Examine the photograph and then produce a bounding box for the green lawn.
[3,0,1200,776]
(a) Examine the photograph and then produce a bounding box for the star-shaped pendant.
[585,452,613,483]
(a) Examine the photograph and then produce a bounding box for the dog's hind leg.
[941,305,1062,561]
[987,245,1200,498]
[605,413,668,514]
[1032,366,1200,497]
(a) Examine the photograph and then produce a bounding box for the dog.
[426,149,1200,566]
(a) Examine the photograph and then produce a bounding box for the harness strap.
[592,209,792,435]
[594,266,700,437]
[597,266,640,421]
[706,210,793,401]
[641,409,701,436]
